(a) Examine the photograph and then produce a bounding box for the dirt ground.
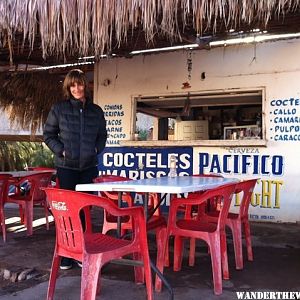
[0,205,300,299]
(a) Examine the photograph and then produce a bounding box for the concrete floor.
[0,205,300,300]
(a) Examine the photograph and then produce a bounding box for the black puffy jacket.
[43,98,107,170]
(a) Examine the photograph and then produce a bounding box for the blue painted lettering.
[223,155,231,173]
[210,155,221,173]
[274,126,300,132]
[274,108,296,115]
[198,153,283,176]
[274,134,300,141]
[241,155,251,173]
[274,116,300,123]
[270,98,300,106]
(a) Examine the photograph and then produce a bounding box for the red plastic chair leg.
[189,238,196,266]
[163,235,170,268]
[173,235,184,271]
[81,255,102,300]
[25,201,33,236]
[140,241,154,300]
[209,234,222,295]
[220,231,229,279]
[230,221,243,269]
[133,252,145,284]
[244,220,253,261]
[0,208,6,242]
[19,205,25,224]
[47,254,61,300]
[44,203,49,230]
[154,227,167,292]
[164,236,170,267]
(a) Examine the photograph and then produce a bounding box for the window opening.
[135,89,263,141]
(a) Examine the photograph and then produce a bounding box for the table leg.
[144,192,174,300]
[144,193,148,218]
[117,191,122,238]
[150,260,174,300]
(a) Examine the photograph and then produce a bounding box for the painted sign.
[103,104,126,145]
[270,98,300,141]
[98,147,193,178]
[195,147,285,222]
[98,146,286,220]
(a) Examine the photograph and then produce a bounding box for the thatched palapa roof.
[0,72,62,135]
[1,0,300,65]
[1,0,300,139]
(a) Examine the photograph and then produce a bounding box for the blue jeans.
[57,166,98,191]
[56,166,98,268]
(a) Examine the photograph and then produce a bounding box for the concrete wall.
[94,38,300,222]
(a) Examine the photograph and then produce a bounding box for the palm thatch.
[0,141,54,171]
[0,72,62,134]
[0,0,300,61]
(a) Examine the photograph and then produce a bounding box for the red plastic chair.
[0,174,12,242]
[44,188,153,300]
[189,179,257,275]
[183,173,224,219]
[94,175,133,235]
[166,183,236,295]
[94,175,167,292]
[6,172,53,236]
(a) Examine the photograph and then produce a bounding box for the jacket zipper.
[80,108,83,168]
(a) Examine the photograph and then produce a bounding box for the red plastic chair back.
[215,184,236,232]
[94,174,131,183]
[34,173,54,199]
[27,167,58,188]
[94,175,160,216]
[46,189,85,257]
[169,183,236,230]
[94,175,132,201]
[45,188,145,256]
[23,172,54,201]
[235,179,257,219]
[181,173,224,218]
[0,174,11,203]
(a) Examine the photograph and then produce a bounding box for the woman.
[43,69,107,269]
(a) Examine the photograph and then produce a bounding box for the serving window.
[134,88,264,143]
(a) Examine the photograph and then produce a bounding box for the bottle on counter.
[168,155,178,178]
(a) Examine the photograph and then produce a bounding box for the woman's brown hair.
[63,69,88,99]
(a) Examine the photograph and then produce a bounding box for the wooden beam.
[137,107,178,118]
[0,135,44,142]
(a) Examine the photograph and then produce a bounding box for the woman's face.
[70,82,85,100]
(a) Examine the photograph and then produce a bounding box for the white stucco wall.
[94,38,300,222]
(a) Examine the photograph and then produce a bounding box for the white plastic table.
[76,175,239,231]
[76,175,238,194]
[0,170,55,178]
